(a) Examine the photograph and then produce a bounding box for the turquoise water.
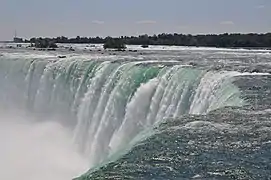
[1,49,265,180]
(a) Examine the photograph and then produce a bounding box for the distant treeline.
[22,33,271,48]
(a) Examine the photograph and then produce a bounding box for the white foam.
[0,113,88,180]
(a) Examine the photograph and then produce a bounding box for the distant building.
[13,37,23,43]
[13,30,23,43]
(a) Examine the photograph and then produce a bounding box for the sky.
[0,0,270,40]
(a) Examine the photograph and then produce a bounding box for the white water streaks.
[0,53,257,176]
[189,71,244,114]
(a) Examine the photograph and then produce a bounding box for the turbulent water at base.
[1,46,271,180]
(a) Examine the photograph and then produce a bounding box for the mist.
[0,112,88,180]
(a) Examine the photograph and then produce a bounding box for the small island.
[32,38,58,49]
[103,38,126,51]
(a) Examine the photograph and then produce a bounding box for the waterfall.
[0,55,245,170]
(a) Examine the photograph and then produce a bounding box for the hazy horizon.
[0,0,270,41]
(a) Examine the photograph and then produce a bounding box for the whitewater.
[0,44,271,179]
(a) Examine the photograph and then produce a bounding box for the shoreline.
[1,42,271,52]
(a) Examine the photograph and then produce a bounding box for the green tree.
[103,38,126,50]
[34,38,58,48]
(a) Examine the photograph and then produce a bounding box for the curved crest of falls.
[1,48,259,179]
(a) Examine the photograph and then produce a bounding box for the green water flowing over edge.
[0,55,246,179]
